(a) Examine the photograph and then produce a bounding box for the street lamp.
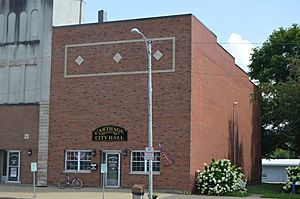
[233,102,238,165]
[130,28,154,199]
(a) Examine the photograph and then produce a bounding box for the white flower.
[195,159,246,195]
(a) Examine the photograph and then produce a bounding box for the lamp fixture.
[122,149,128,157]
[27,148,32,156]
[92,149,97,156]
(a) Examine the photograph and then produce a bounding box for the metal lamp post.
[130,28,154,199]
[233,101,238,165]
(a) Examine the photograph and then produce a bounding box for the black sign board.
[92,125,128,142]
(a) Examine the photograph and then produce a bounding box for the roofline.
[52,13,256,87]
[216,36,254,87]
[191,14,217,38]
[53,13,193,29]
[262,159,300,166]
[263,163,300,166]
[191,15,255,86]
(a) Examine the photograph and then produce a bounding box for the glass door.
[105,153,120,187]
[7,151,20,182]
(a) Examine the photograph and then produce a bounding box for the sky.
[84,0,300,72]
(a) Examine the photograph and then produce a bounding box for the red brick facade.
[190,17,261,186]
[48,14,260,192]
[0,104,39,184]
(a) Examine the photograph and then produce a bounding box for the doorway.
[0,151,8,183]
[103,152,120,187]
[7,151,20,183]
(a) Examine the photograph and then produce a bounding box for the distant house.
[262,159,300,183]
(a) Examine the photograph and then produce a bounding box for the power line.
[0,72,248,97]
[193,41,300,45]
[193,71,248,78]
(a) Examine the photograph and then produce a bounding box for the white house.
[262,159,300,183]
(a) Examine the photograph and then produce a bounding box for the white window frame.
[130,150,160,174]
[7,150,21,183]
[64,150,92,173]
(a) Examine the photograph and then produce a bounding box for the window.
[65,150,92,172]
[131,151,160,173]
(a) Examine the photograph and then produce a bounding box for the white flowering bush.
[283,165,300,192]
[195,159,247,196]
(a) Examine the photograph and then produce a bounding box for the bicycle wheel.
[72,178,83,189]
[57,177,68,189]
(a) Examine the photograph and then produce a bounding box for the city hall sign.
[92,125,128,142]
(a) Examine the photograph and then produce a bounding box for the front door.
[105,153,120,187]
[7,151,20,182]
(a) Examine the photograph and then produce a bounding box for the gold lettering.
[95,131,101,136]
[93,126,127,141]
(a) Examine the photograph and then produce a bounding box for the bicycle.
[57,172,83,189]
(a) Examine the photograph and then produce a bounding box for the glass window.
[65,150,92,172]
[131,150,160,173]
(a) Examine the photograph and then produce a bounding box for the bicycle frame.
[57,172,83,189]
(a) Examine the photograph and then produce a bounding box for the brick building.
[49,14,261,192]
[0,0,53,186]
[48,14,261,191]
[1,0,259,193]
[0,0,85,186]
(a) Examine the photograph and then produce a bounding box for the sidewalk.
[0,184,264,199]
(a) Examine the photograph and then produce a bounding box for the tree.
[270,148,291,159]
[248,24,300,157]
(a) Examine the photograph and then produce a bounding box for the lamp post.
[130,28,154,199]
[233,102,238,165]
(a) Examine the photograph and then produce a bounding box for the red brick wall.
[190,16,261,186]
[49,15,193,191]
[49,14,261,192]
[0,104,39,184]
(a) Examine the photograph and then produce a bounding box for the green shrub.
[283,165,300,192]
[195,159,247,196]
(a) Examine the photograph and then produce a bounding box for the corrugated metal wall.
[0,0,52,104]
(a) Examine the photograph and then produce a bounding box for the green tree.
[248,24,300,157]
[270,148,289,159]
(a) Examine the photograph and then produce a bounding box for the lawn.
[247,183,300,199]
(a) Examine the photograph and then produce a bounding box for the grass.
[247,183,300,199]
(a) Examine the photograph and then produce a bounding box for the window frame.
[64,150,92,173]
[130,150,160,174]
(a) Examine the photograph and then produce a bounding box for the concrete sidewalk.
[0,184,265,199]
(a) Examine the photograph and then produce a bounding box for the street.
[0,184,266,199]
